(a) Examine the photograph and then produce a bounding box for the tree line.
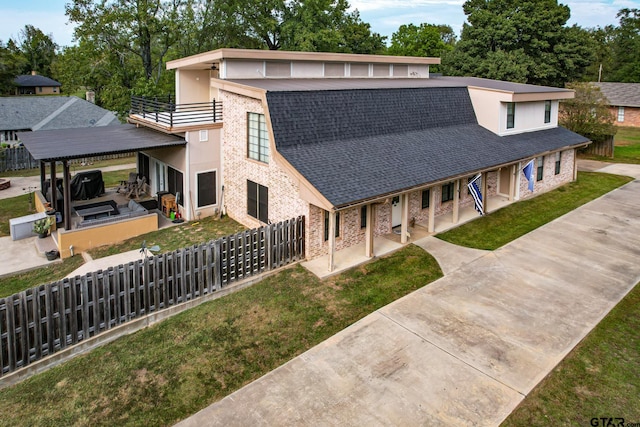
[0,0,638,117]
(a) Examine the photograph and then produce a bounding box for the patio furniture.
[75,204,116,220]
[161,194,176,217]
[126,176,146,199]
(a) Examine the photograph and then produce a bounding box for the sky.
[0,0,638,48]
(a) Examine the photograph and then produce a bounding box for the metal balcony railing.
[130,95,222,127]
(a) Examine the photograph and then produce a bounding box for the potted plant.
[33,217,52,238]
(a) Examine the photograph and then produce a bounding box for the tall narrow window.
[506,102,515,129]
[324,211,340,241]
[441,182,454,203]
[360,206,367,229]
[544,100,552,123]
[247,113,269,163]
[197,171,217,207]
[421,189,430,209]
[537,156,544,181]
[555,152,561,175]
[618,107,625,122]
[247,180,268,223]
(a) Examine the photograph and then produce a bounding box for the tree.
[389,23,455,58]
[443,0,594,87]
[0,40,27,94]
[18,25,58,76]
[608,8,640,82]
[560,82,616,142]
[238,0,386,53]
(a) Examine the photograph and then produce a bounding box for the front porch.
[303,193,512,279]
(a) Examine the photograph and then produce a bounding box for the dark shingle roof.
[0,96,119,131]
[14,74,61,87]
[591,82,640,108]
[268,87,589,208]
[18,124,185,161]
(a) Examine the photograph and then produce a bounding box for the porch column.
[327,210,336,272]
[400,194,409,243]
[452,179,460,224]
[364,204,374,258]
[481,172,488,214]
[515,162,522,200]
[39,161,46,194]
[509,165,516,202]
[62,160,72,231]
[428,187,436,233]
[49,161,57,212]
[573,150,578,181]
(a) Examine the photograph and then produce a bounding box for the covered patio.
[18,125,186,257]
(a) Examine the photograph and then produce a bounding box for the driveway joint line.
[375,309,526,398]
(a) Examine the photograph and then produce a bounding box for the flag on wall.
[467,173,484,216]
[522,160,535,192]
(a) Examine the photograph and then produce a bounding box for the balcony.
[129,95,223,133]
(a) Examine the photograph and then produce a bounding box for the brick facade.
[518,149,575,200]
[610,106,640,128]
[218,89,577,261]
[220,91,310,256]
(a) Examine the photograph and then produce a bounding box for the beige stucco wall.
[56,214,158,259]
[468,88,559,135]
[185,128,222,220]
[176,69,211,104]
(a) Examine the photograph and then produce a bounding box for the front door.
[391,196,401,228]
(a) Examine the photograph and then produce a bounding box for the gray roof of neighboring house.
[591,82,640,108]
[0,96,119,131]
[267,87,589,208]
[14,74,62,87]
[18,124,186,161]
[230,76,571,94]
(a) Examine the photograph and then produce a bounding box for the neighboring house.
[0,96,119,143]
[591,82,640,127]
[14,72,62,96]
[127,48,589,271]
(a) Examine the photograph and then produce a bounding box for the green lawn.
[437,171,633,250]
[502,281,640,426]
[0,156,135,178]
[581,126,640,163]
[0,245,443,426]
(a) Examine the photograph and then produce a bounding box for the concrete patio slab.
[0,236,59,278]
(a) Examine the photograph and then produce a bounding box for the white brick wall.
[519,149,575,200]
[220,90,310,256]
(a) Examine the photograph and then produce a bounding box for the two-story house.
[129,48,589,272]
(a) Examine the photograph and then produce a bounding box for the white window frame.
[248,112,269,163]
[618,106,625,122]
[196,169,217,208]
[199,129,208,142]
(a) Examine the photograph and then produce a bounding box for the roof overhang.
[467,85,575,102]
[167,48,440,71]
[18,124,186,162]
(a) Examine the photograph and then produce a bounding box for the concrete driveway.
[178,164,640,426]
[176,164,640,426]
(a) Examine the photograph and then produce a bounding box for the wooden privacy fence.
[0,216,305,378]
[580,135,615,158]
[0,146,135,172]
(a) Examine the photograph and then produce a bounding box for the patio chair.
[126,176,146,199]
[118,172,138,194]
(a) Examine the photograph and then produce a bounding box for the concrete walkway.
[177,163,640,426]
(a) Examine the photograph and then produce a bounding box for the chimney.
[86,91,95,104]
[31,70,37,76]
